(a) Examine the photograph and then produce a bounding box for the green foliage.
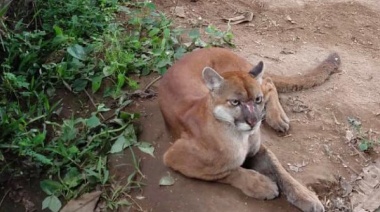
[348,117,380,152]
[42,195,62,212]
[0,0,234,210]
[187,24,234,48]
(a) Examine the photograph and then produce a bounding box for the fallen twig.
[336,155,360,175]
[251,52,281,62]
[350,144,369,163]
[84,89,106,121]
[144,76,162,92]
[331,112,341,125]
[282,134,292,138]
[0,188,11,209]
[62,79,74,93]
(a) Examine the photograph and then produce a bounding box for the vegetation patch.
[0,0,233,211]
[347,117,380,153]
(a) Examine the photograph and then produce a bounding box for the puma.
[158,47,340,212]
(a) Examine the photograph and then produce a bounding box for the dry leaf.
[61,191,102,212]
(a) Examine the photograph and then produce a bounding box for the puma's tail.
[266,53,341,93]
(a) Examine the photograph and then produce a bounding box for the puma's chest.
[222,133,251,167]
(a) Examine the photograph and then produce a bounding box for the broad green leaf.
[127,78,138,90]
[163,28,170,38]
[27,151,53,165]
[91,76,103,93]
[53,25,63,36]
[120,111,139,121]
[72,79,87,92]
[42,195,62,212]
[32,133,46,146]
[358,142,368,151]
[0,151,4,161]
[110,135,132,153]
[102,169,109,185]
[159,173,175,186]
[124,125,137,144]
[195,38,207,48]
[156,58,170,68]
[117,73,125,88]
[40,180,62,195]
[62,119,78,141]
[148,28,160,37]
[97,103,110,112]
[359,142,368,151]
[188,29,200,40]
[68,146,79,155]
[67,44,87,61]
[63,167,82,188]
[86,115,101,129]
[174,47,186,60]
[103,66,114,77]
[137,142,155,157]
[145,2,156,10]
[0,0,11,18]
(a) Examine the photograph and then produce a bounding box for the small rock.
[345,130,354,142]
[280,48,296,55]
[174,6,186,18]
[286,15,296,24]
[287,161,308,172]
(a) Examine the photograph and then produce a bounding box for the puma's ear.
[202,67,224,91]
[249,61,264,83]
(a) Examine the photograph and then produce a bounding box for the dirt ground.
[111,0,380,211]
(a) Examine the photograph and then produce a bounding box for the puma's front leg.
[244,145,324,212]
[218,167,279,200]
[262,78,290,132]
[164,139,278,200]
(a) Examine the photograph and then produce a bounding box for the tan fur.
[264,52,340,131]
[158,47,340,212]
[267,52,341,93]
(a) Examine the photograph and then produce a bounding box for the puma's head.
[202,62,265,132]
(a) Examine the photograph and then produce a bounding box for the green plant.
[0,0,234,211]
[188,24,234,48]
[38,106,152,211]
[348,117,380,152]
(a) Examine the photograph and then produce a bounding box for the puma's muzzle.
[241,101,260,128]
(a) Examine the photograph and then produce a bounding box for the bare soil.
[118,0,380,211]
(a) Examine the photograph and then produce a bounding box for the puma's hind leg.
[163,138,229,181]
[244,145,324,212]
[262,78,290,132]
[164,139,279,200]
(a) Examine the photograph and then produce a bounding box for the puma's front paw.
[289,185,324,212]
[265,103,290,132]
[242,173,279,200]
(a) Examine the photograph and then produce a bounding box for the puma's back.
[158,47,340,135]
[159,48,256,138]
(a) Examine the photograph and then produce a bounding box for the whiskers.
[260,109,267,121]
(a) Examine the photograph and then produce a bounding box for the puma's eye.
[229,99,241,106]
[255,96,263,104]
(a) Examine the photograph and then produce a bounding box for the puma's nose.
[246,117,257,127]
